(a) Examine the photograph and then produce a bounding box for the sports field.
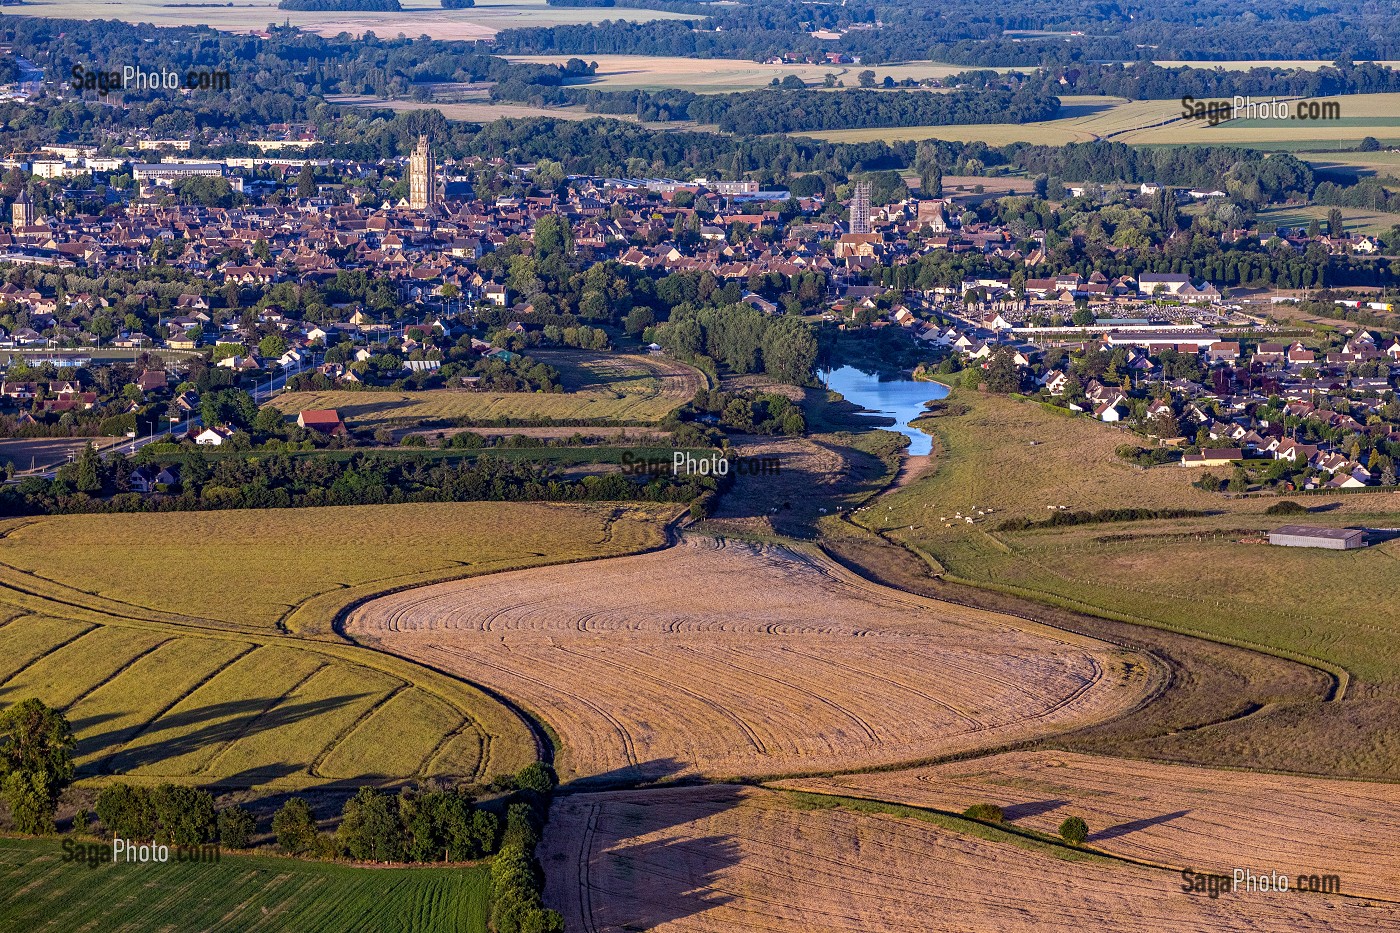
[329,94,608,125]
[0,502,675,788]
[0,835,490,933]
[1256,204,1400,237]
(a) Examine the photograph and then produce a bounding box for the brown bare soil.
[540,785,1398,932]
[889,452,933,489]
[780,750,1400,901]
[704,436,884,538]
[348,536,1151,781]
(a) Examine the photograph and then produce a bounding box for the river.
[821,365,950,456]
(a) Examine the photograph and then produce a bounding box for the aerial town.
[3,10,1400,932]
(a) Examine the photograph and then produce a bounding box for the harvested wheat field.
[348,536,1150,781]
[540,785,1397,932]
[781,750,1400,901]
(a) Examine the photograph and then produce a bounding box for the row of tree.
[493,79,1061,133]
[4,448,719,516]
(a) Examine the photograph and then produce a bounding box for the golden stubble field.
[538,784,1398,932]
[0,502,675,788]
[348,534,1152,781]
[506,55,994,93]
[10,0,689,38]
[806,93,1400,148]
[780,750,1400,901]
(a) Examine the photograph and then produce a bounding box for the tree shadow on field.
[1090,809,1191,842]
[1002,799,1070,821]
[93,692,374,774]
[567,783,746,931]
[561,757,691,792]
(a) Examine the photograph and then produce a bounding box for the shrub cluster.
[94,783,252,847]
[1115,444,1183,467]
[997,507,1210,532]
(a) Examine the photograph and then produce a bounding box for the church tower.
[849,180,871,235]
[11,189,33,228]
[409,135,437,210]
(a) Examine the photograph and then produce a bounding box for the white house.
[195,426,232,446]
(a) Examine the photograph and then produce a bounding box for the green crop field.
[0,835,490,933]
[0,502,676,788]
[329,95,609,126]
[1256,204,1400,237]
[267,387,684,426]
[1300,149,1400,183]
[861,390,1400,775]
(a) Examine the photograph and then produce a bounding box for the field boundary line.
[62,635,174,710]
[0,621,98,691]
[308,682,411,779]
[416,713,478,780]
[91,641,257,776]
[198,662,332,778]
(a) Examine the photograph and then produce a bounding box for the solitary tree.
[1058,816,1089,845]
[73,442,102,493]
[296,165,316,200]
[1327,207,1345,238]
[0,699,75,834]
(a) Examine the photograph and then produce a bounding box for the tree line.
[1,447,720,516]
[976,59,1400,102]
[493,80,1060,133]
[652,303,817,384]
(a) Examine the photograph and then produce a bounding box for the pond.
[821,365,950,456]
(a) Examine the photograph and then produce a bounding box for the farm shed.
[1267,525,1368,550]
